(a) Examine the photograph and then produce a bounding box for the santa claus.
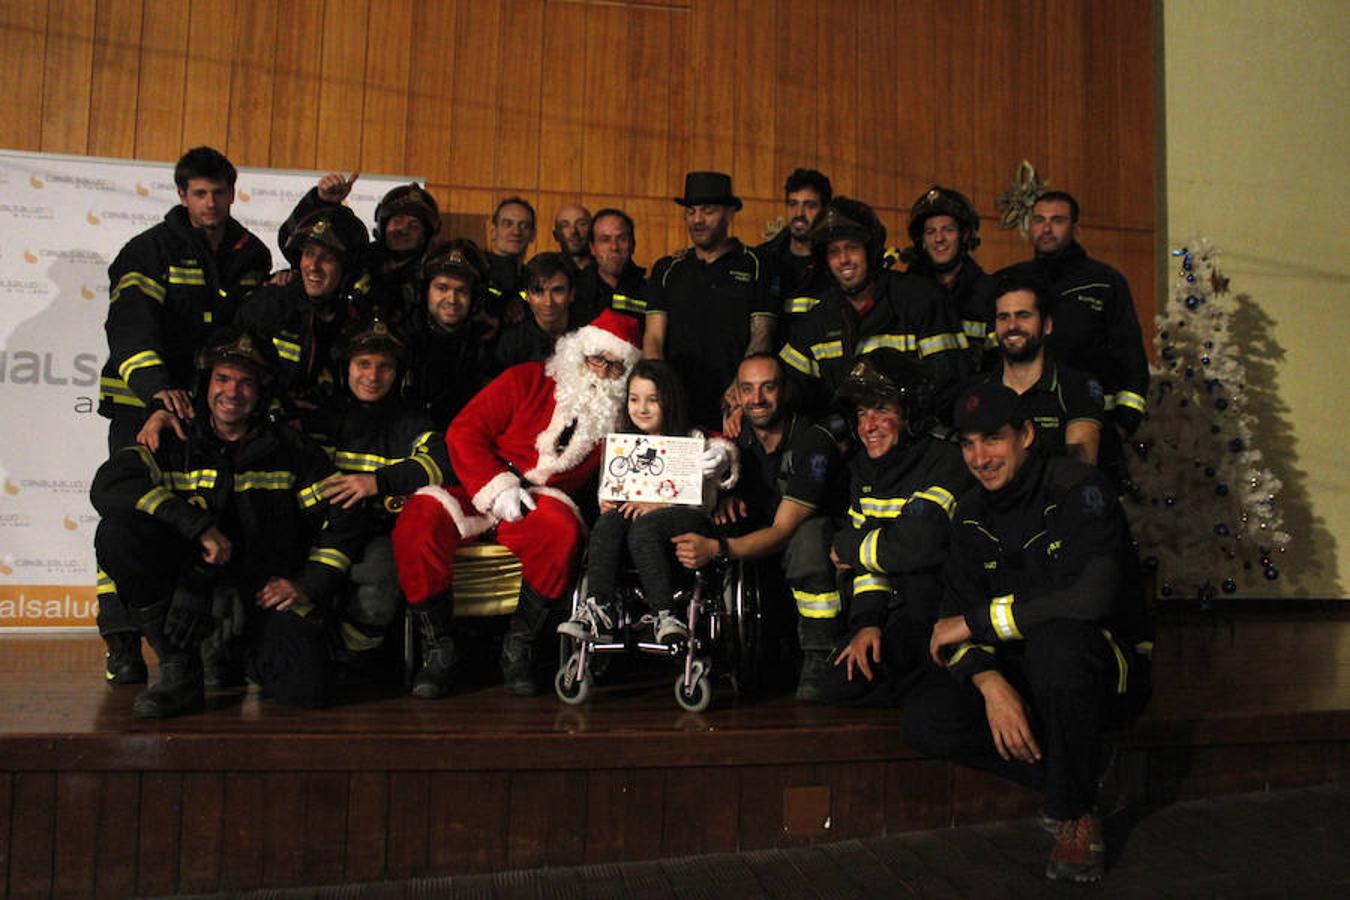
[392,309,641,697]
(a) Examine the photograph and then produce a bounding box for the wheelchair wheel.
[722,561,764,694]
[674,672,711,712]
[555,652,592,705]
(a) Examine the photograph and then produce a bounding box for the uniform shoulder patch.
[1079,483,1106,516]
[807,452,828,481]
[1087,378,1104,403]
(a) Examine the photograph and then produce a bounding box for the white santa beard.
[529,347,627,483]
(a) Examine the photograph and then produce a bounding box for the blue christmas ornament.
[1179,399,1189,408]
[1210,424,1222,434]
[1201,355,1211,366]
[1205,466,1215,477]
[1229,438,1245,452]
[1185,366,1195,378]
[1215,523,1229,536]
[1165,495,1177,507]
[1143,556,1159,571]
[1222,578,1237,594]
[1216,483,1229,496]
[1216,398,1229,410]
[1171,248,1184,257]
[1185,295,1199,310]
[1162,346,1176,361]
[1160,581,1173,597]
[1264,566,1279,580]
[1186,273,1196,283]
[1183,255,1194,271]
[1204,340,1214,349]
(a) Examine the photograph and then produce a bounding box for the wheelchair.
[553,558,764,712]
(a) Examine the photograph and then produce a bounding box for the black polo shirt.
[486,252,525,317]
[734,412,846,527]
[974,360,1104,458]
[570,260,648,329]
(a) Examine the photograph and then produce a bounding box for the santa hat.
[579,309,642,369]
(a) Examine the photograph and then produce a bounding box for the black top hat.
[674,171,742,210]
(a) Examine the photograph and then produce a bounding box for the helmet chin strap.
[841,272,876,297]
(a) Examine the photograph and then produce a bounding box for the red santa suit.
[393,310,642,604]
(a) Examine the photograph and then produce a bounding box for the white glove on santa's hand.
[491,485,536,522]
[700,442,731,478]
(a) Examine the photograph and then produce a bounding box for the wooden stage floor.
[0,607,1346,897]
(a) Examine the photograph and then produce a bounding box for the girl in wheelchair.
[559,360,737,645]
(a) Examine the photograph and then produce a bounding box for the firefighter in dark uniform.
[669,354,848,699]
[96,147,271,683]
[568,207,647,329]
[301,319,450,671]
[91,328,366,717]
[756,168,834,324]
[237,205,370,416]
[778,197,969,424]
[820,350,973,706]
[901,186,1000,372]
[997,191,1150,486]
[491,252,577,374]
[913,380,1152,882]
[99,146,272,453]
[485,196,536,324]
[645,171,776,431]
[971,275,1105,463]
[282,174,441,329]
[401,239,495,431]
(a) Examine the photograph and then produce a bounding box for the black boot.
[103,632,148,685]
[411,593,458,699]
[501,583,552,696]
[130,599,205,719]
[796,617,843,702]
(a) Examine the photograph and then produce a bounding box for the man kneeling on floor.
[91,328,367,717]
[910,381,1152,882]
[392,310,641,698]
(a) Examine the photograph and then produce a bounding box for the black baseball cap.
[953,381,1024,433]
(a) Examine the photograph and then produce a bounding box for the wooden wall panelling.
[0,1,48,151]
[536,0,586,195]
[87,0,143,159]
[628,4,677,200]
[268,0,322,169]
[180,0,235,152]
[135,0,188,163]
[386,770,430,877]
[92,772,140,899]
[663,3,691,197]
[857,0,900,210]
[731,0,776,202]
[738,197,779,247]
[40,0,95,155]
[1119,226,1158,341]
[315,0,369,172]
[685,0,735,173]
[624,194,677,270]
[9,772,55,899]
[892,0,937,195]
[883,758,952,833]
[830,759,888,841]
[492,0,543,191]
[219,772,264,892]
[583,768,666,864]
[404,0,458,184]
[360,0,412,176]
[969,0,1019,214]
[737,763,817,850]
[506,770,587,870]
[1043,0,1089,214]
[303,772,350,886]
[135,772,182,897]
[52,772,101,898]
[344,771,388,883]
[0,773,9,900]
[448,0,502,187]
[771,0,816,187]
[931,0,974,195]
[581,3,631,197]
[176,772,224,895]
[427,770,509,875]
[1082,0,1124,225]
[816,0,859,197]
[659,766,739,858]
[259,771,306,888]
[1115,0,1155,231]
[227,0,278,168]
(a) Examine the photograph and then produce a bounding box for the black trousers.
[901,619,1150,820]
[813,603,933,708]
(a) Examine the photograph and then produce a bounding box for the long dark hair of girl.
[620,359,691,437]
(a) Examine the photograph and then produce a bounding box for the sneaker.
[654,610,688,644]
[557,597,615,643]
[1045,813,1104,882]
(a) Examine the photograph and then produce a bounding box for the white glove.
[491,485,536,522]
[700,442,731,478]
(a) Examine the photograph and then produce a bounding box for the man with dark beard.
[391,310,642,698]
[966,276,1104,464]
[757,168,834,321]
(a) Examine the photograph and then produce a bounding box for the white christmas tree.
[1125,238,1291,600]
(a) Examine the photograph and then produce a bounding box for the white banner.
[0,150,414,630]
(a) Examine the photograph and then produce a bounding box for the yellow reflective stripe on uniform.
[1114,390,1146,414]
[1100,628,1129,693]
[792,588,841,619]
[203,311,213,323]
[96,569,117,596]
[111,271,166,303]
[233,471,296,492]
[271,337,302,363]
[853,572,891,596]
[354,272,372,294]
[810,339,844,360]
[307,547,352,573]
[989,594,1022,641]
[859,496,907,518]
[135,485,175,515]
[164,469,218,491]
[917,331,966,357]
[128,444,164,483]
[167,265,205,285]
[411,452,444,485]
[1134,640,1154,659]
[962,319,987,340]
[858,334,918,354]
[334,450,392,473]
[948,641,995,667]
[99,376,147,406]
[611,293,646,314]
[488,286,503,296]
[859,528,883,573]
[295,480,325,508]
[785,295,821,314]
[913,485,957,517]
[778,343,818,377]
[238,275,262,287]
[339,620,383,652]
[116,349,165,383]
